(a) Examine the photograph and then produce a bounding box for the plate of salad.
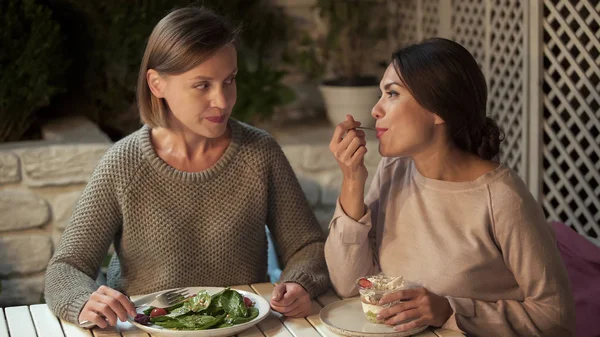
[130,287,270,337]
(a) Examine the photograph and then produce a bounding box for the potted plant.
[295,0,389,127]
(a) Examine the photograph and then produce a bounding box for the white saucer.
[319,298,428,337]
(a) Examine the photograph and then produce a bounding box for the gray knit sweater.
[44,120,329,324]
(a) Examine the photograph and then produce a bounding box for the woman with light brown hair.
[45,7,328,328]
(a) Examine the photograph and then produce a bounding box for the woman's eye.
[225,77,236,85]
[386,91,398,98]
[195,83,209,90]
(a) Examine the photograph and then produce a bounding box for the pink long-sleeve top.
[325,157,575,337]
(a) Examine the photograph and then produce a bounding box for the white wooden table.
[0,283,464,337]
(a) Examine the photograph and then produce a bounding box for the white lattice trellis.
[390,0,599,241]
[389,0,419,48]
[421,0,440,39]
[451,0,487,68]
[541,0,600,241]
[487,0,526,176]
[449,0,527,178]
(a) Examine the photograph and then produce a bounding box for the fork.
[355,126,376,131]
[79,287,191,328]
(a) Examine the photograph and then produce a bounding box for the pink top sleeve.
[324,160,385,298]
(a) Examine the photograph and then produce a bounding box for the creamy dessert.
[357,275,406,324]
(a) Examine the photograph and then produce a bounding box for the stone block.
[316,171,343,206]
[303,145,338,171]
[0,234,52,276]
[42,116,111,143]
[0,151,20,185]
[0,274,45,306]
[281,145,307,173]
[0,190,50,231]
[17,144,110,187]
[297,177,320,206]
[50,191,82,229]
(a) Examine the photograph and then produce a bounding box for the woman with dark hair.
[325,38,574,336]
[45,7,328,328]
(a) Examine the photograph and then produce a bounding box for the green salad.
[134,288,259,330]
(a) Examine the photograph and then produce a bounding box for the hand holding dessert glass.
[356,275,419,324]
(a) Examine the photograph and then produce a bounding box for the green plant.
[0,0,68,142]
[207,0,296,123]
[233,61,295,123]
[294,0,388,85]
[60,0,176,139]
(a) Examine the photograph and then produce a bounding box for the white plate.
[319,298,428,337]
[129,286,270,337]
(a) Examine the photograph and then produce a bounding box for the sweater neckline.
[410,159,508,191]
[138,119,242,183]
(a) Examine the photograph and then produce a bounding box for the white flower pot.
[319,84,379,128]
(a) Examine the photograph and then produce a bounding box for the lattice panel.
[395,0,419,47]
[488,0,526,177]
[541,0,600,240]
[451,0,487,67]
[421,0,440,39]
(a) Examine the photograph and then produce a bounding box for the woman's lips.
[205,116,226,124]
[376,128,388,139]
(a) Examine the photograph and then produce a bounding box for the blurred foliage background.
[0,0,296,142]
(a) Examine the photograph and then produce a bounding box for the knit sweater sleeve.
[324,158,385,298]
[264,139,329,299]
[447,173,575,336]
[44,146,129,324]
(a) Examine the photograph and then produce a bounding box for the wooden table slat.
[5,306,37,337]
[0,309,9,337]
[247,283,293,337]
[30,305,65,337]
[92,324,121,337]
[432,328,465,337]
[251,283,321,337]
[116,321,150,337]
[414,330,439,337]
[60,318,94,337]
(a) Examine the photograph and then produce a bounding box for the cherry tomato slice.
[243,296,253,307]
[150,308,167,318]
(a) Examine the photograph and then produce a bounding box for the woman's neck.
[152,127,225,160]
[412,143,496,182]
[150,121,232,173]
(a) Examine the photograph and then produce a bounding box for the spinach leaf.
[184,291,212,312]
[219,289,248,318]
[152,316,187,329]
[177,314,216,328]
[166,305,191,318]
[176,313,226,330]
[232,307,260,324]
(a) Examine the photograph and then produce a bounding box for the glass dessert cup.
[357,275,416,324]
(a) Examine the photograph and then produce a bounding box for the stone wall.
[0,118,111,306]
